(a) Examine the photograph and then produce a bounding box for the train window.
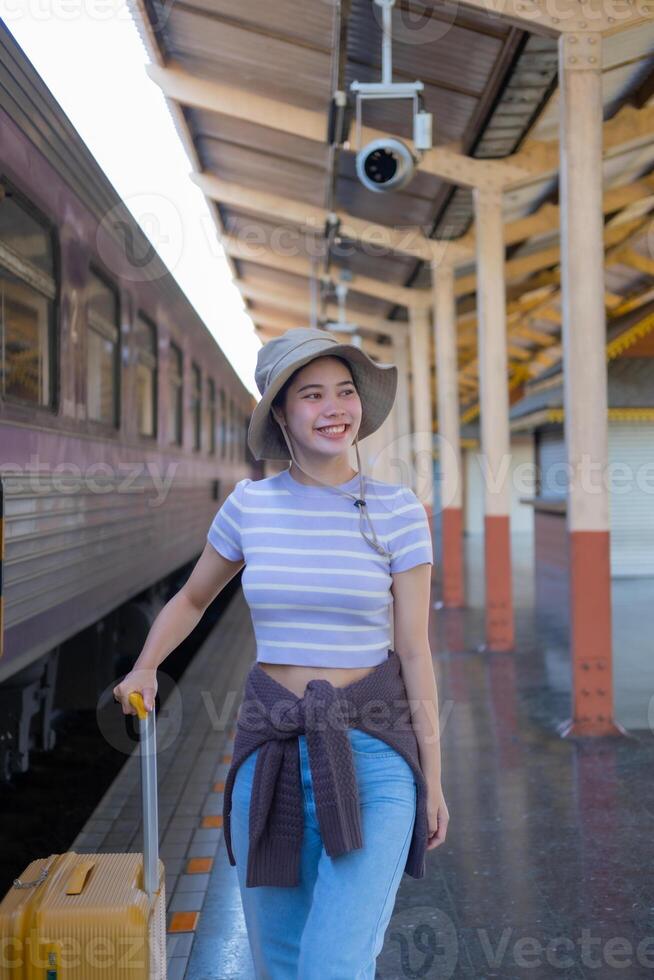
[191,362,201,451]
[86,269,119,426]
[0,182,56,407]
[134,312,157,437]
[206,377,216,455]
[168,341,183,445]
[219,387,226,460]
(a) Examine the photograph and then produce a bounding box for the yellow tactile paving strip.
[169,911,200,933]
[201,815,223,828]
[186,857,213,875]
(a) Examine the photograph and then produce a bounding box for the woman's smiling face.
[275,356,362,459]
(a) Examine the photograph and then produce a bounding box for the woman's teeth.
[316,424,348,436]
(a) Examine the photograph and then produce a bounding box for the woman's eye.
[305,390,355,399]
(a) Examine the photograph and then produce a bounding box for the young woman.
[114,326,449,979]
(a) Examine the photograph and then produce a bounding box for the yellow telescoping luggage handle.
[61,693,159,899]
[128,691,148,719]
[128,690,160,898]
[13,692,159,900]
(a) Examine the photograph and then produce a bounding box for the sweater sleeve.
[388,486,434,574]
[207,478,251,562]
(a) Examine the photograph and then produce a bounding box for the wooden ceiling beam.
[238,281,405,338]
[192,173,465,264]
[615,247,654,278]
[251,315,393,362]
[146,63,527,190]
[459,212,654,403]
[147,63,654,199]
[506,100,654,187]
[454,0,650,37]
[221,233,432,310]
[198,167,654,277]
[453,215,646,297]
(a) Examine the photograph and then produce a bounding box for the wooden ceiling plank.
[222,232,433,309]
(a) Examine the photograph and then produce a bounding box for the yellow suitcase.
[0,693,167,978]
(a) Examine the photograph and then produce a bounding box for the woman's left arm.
[391,563,449,848]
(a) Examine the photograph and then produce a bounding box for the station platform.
[72,536,654,979]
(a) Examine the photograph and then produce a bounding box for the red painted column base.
[558,717,629,738]
[484,514,514,652]
[558,529,627,738]
[441,507,465,607]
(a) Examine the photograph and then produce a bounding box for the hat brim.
[247,345,398,461]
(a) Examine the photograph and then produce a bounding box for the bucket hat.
[247,326,397,559]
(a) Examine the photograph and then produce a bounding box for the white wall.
[464,438,535,534]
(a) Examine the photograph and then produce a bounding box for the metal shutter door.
[608,423,654,577]
[538,434,568,499]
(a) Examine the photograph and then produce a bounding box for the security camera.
[347,0,433,195]
[356,137,415,193]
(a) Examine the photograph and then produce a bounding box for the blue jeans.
[230,727,417,979]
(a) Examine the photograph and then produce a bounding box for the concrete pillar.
[432,261,465,607]
[408,306,435,520]
[393,329,411,447]
[375,343,399,483]
[367,419,383,478]
[358,421,378,474]
[360,340,387,480]
[376,410,395,482]
[472,185,514,652]
[557,32,622,737]
[375,329,412,485]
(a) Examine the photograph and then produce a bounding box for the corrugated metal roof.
[135,0,539,302]
[128,0,654,415]
[509,357,654,420]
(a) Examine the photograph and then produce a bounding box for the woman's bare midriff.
[258,662,377,699]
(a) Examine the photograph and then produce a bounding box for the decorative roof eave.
[606,310,654,360]
[510,406,654,432]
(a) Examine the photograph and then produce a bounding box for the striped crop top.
[206,467,434,668]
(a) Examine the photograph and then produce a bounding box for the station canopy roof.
[128,0,654,418]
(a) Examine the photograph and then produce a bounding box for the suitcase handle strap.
[65,859,96,895]
[128,692,159,898]
[13,859,57,889]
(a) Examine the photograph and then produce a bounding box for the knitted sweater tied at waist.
[222,650,429,887]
